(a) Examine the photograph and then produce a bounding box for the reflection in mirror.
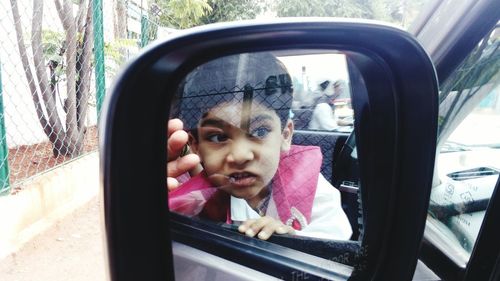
[167,50,364,257]
[281,54,354,132]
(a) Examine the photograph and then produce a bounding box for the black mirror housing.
[100,19,438,281]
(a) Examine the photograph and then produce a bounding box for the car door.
[409,0,500,279]
[100,20,439,281]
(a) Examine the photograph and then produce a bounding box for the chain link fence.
[0,0,105,195]
[0,0,173,196]
[104,0,174,78]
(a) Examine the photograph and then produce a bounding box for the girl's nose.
[226,139,254,165]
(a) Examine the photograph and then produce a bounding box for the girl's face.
[189,101,293,207]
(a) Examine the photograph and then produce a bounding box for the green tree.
[359,0,428,27]
[275,0,428,28]
[152,0,212,29]
[151,0,263,29]
[275,0,364,18]
[10,0,93,157]
[200,0,263,24]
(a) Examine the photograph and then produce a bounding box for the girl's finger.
[167,154,200,178]
[275,225,295,235]
[167,130,189,161]
[238,219,256,234]
[243,217,274,237]
[167,119,184,137]
[167,177,180,191]
[258,220,290,240]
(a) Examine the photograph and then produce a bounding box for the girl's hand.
[238,216,295,240]
[167,119,201,191]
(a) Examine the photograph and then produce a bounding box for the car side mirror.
[100,19,438,281]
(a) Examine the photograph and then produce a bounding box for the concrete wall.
[0,152,99,259]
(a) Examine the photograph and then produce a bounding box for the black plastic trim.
[170,213,353,280]
[463,178,500,280]
[420,228,465,280]
[101,19,438,281]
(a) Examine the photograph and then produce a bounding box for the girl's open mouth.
[228,172,257,187]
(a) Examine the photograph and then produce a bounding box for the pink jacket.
[168,145,323,230]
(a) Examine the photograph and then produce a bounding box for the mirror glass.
[167,50,364,260]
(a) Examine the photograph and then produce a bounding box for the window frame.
[170,213,354,280]
[412,0,500,279]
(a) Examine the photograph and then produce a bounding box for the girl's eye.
[208,134,228,143]
[250,127,271,139]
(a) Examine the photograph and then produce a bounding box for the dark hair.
[176,52,293,131]
[319,80,330,91]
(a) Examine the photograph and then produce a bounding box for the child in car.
[169,52,352,241]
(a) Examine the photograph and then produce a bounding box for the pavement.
[0,152,106,281]
[0,196,106,281]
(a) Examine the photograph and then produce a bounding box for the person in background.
[308,80,339,130]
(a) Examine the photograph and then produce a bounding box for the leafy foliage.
[10,0,94,156]
[151,0,263,28]
[275,0,429,28]
[104,38,138,76]
[149,0,428,30]
[42,30,65,61]
[275,0,364,18]
[152,0,212,29]
[42,30,66,88]
[200,0,263,24]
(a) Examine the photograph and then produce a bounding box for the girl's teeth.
[229,173,250,182]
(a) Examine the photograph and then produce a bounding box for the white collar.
[230,196,261,222]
